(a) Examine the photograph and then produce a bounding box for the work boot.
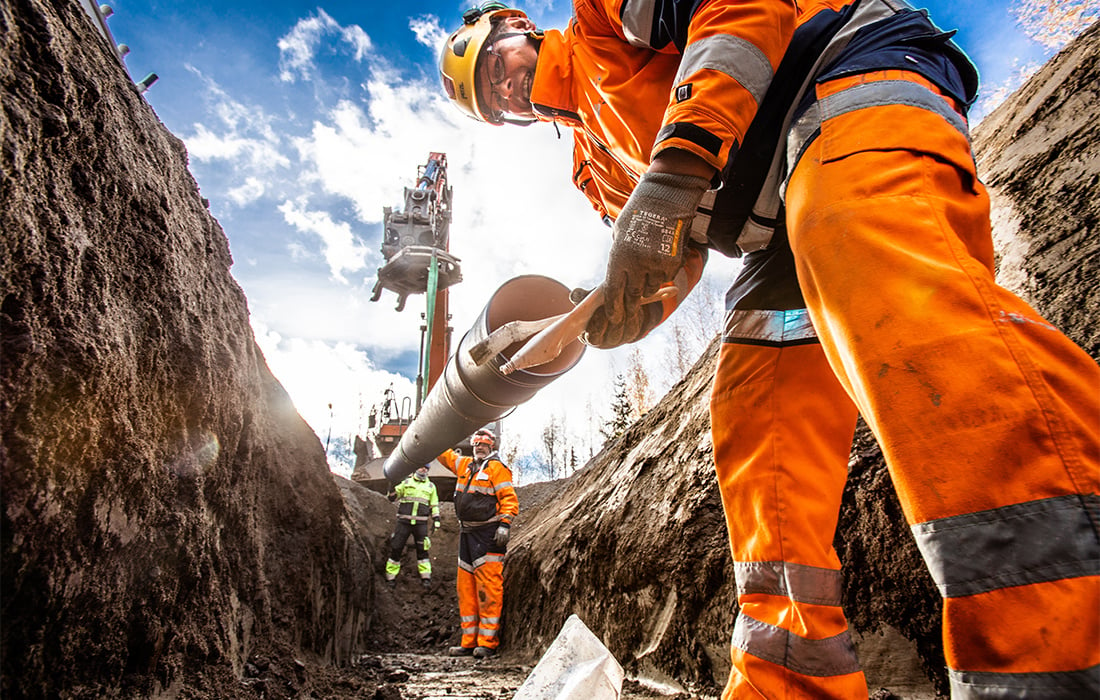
[473,646,496,659]
[448,646,474,657]
[420,579,431,590]
[385,579,396,590]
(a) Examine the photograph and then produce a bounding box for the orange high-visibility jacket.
[437,449,519,528]
[529,0,976,304]
[528,0,830,324]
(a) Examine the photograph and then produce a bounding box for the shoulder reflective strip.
[911,494,1100,598]
[676,34,773,106]
[734,561,843,607]
[788,79,970,176]
[495,481,514,491]
[723,309,818,343]
[732,613,861,677]
[620,0,658,48]
[949,664,1100,699]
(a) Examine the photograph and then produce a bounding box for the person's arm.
[587,0,795,345]
[436,449,460,476]
[430,483,441,529]
[491,460,519,547]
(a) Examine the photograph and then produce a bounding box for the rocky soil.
[2,0,1096,697]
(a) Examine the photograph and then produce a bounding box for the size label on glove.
[621,210,683,258]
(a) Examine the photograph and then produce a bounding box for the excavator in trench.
[350,153,499,500]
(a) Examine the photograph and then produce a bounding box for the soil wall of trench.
[2,0,1096,695]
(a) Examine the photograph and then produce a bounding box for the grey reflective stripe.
[735,561,843,606]
[732,613,861,677]
[472,552,506,569]
[459,515,502,529]
[788,79,970,177]
[620,0,657,47]
[723,309,818,344]
[691,189,717,244]
[480,616,501,626]
[479,627,499,638]
[911,494,1100,598]
[676,34,773,106]
[737,218,778,254]
[949,664,1100,699]
[458,560,474,573]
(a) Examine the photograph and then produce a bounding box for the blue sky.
[88,0,1080,476]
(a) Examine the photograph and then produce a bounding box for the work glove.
[599,171,709,348]
[433,518,441,532]
[386,490,397,503]
[571,286,665,349]
[494,524,511,547]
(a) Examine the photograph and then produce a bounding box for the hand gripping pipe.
[383,275,586,484]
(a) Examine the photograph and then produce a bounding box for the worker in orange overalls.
[437,428,518,659]
[440,1,1100,696]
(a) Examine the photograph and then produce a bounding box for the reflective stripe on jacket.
[437,449,519,528]
[393,475,439,523]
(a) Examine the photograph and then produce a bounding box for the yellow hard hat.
[440,2,529,124]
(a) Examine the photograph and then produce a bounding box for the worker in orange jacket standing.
[440,0,1100,697]
[437,428,518,659]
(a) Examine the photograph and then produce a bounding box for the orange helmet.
[440,2,530,124]
[472,428,497,448]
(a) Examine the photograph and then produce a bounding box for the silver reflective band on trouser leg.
[732,614,860,677]
[914,495,1100,699]
[723,309,818,344]
[949,665,1100,699]
[910,495,1100,599]
[734,560,843,607]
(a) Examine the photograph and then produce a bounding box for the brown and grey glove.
[604,171,709,341]
[570,286,664,349]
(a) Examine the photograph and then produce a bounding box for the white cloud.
[179,67,291,200]
[227,176,266,206]
[278,198,373,282]
[278,9,373,83]
[409,15,449,50]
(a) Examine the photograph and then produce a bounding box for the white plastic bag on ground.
[513,614,625,700]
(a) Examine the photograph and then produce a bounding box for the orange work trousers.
[784,70,1100,694]
[456,525,505,650]
[712,339,866,699]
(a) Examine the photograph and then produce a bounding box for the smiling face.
[475,16,539,123]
